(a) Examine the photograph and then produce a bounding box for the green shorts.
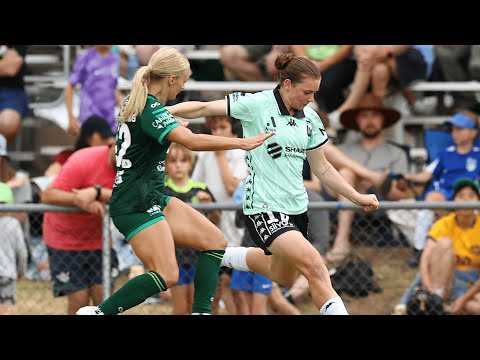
[111,196,172,242]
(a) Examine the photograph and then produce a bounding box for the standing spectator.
[41,145,119,315]
[0,45,29,142]
[0,182,28,315]
[395,178,480,315]
[65,45,122,136]
[28,115,115,282]
[192,114,249,314]
[164,143,220,314]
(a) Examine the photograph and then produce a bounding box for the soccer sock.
[98,271,167,315]
[413,209,434,251]
[320,296,349,315]
[220,246,251,271]
[191,249,225,314]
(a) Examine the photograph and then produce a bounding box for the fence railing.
[1,201,477,315]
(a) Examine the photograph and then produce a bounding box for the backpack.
[329,255,382,298]
[406,287,446,315]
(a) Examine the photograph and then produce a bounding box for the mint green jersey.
[110,94,180,216]
[227,86,328,215]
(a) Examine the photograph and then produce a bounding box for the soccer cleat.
[191,312,211,315]
[76,306,104,315]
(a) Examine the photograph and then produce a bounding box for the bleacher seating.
[17,46,480,172]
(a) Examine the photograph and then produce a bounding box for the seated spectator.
[329,45,435,128]
[434,45,480,112]
[291,45,356,113]
[220,45,290,81]
[0,45,29,142]
[323,93,410,264]
[395,178,480,315]
[403,111,480,267]
[0,182,28,315]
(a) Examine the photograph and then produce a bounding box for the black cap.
[75,115,114,150]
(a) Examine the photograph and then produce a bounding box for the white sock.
[220,246,251,272]
[413,210,434,250]
[320,296,349,315]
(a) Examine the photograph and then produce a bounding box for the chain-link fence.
[0,201,478,315]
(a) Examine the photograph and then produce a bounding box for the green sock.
[98,271,167,315]
[192,249,225,314]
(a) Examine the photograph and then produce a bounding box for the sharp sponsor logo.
[284,146,306,158]
[267,142,282,159]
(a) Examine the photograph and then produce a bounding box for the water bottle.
[232,180,245,204]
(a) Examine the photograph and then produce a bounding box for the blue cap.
[446,113,477,129]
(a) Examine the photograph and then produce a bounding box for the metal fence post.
[102,206,111,300]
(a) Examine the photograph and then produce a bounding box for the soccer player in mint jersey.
[76,47,273,315]
[168,53,379,315]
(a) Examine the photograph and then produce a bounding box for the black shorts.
[243,211,309,255]
[47,246,119,297]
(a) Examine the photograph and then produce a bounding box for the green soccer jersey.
[110,94,180,216]
[227,85,328,215]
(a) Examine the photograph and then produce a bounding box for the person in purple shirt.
[65,45,122,135]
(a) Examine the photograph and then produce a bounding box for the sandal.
[325,250,351,265]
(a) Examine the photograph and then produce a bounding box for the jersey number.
[116,123,132,168]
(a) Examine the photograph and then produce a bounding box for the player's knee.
[202,227,227,251]
[304,256,329,281]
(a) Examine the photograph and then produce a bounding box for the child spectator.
[395,178,480,315]
[65,45,122,135]
[404,112,480,267]
[164,143,220,314]
[0,182,28,315]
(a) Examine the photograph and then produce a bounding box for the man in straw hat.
[323,93,410,264]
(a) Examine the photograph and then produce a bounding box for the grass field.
[14,245,417,315]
